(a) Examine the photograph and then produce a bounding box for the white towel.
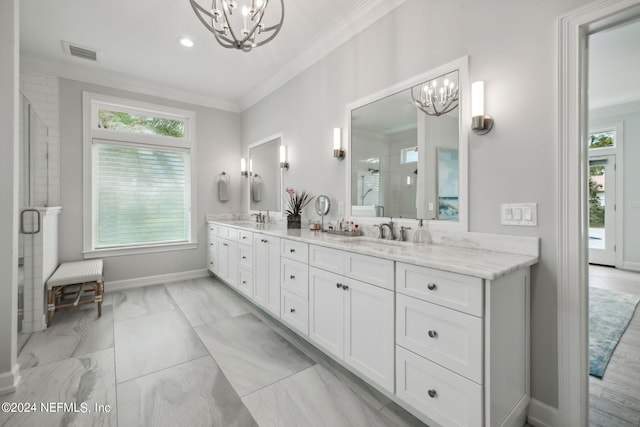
[251,180,262,202]
[218,179,230,202]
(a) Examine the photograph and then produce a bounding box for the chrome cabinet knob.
[242,280,246,284]
[336,283,343,289]
[427,282,437,291]
[343,285,349,291]
[428,330,438,338]
[428,389,437,398]
[290,308,295,313]
[290,248,295,253]
[290,275,295,280]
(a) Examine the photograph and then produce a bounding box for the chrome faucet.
[379,218,396,240]
[251,211,265,223]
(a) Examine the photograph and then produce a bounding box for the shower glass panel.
[18,93,51,350]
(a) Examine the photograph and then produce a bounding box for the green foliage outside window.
[98,110,185,138]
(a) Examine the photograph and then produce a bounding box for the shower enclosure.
[18,93,61,349]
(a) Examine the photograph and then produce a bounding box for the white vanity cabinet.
[208,224,238,287]
[280,239,309,335]
[395,263,530,427]
[237,229,253,297]
[308,245,395,393]
[253,233,281,316]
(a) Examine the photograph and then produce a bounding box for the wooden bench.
[46,259,104,326]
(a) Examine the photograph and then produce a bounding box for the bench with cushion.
[46,259,104,326]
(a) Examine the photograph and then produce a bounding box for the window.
[401,146,418,164]
[588,130,615,149]
[83,92,197,257]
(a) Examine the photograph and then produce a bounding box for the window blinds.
[93,141,190,248]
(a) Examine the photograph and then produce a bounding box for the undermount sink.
[335,237,410,248]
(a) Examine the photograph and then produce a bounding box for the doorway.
[587,154,616,266]
[558,1,640,425]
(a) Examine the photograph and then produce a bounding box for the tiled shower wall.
[19,71,60,332]
[20,70,60,207]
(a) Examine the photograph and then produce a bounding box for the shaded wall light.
[189,0,284,52]
[279,145,289,170]
[240,158,248,177]
[333,127,345,160]
[471,81,494,135]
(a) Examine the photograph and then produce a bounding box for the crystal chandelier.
[411,71,459,116]
[189,0,284,52]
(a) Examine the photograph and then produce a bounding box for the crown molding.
[20,56,242,113]
[238,0,408,111]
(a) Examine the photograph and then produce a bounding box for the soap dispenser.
[413,219,431,245]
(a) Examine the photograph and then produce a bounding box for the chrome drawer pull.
[427,282,437,291]
[290,308,296,313]
[290,248,295,253]
[242,256,247,260]
[242,280,247,284]
[427,389,437,398]
[336,283,343,289]
[290,275,295,280]
[428,330,438,338]
[343,285,349,291]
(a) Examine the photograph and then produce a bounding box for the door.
[344,277,394,392]
[588,155,616,266]
[309,267,344,358]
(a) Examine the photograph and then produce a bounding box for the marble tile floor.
[1,276,428,427]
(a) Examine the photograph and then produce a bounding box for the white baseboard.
[527,398,559,427]
[105,269,209,292]
[621,261,640,272]
[0,364,21,396]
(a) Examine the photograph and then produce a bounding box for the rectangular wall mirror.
[347,56,468,228]
[248,133,282,213]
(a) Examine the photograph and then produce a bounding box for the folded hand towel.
[251,180,262,202]
[218,177,230,202]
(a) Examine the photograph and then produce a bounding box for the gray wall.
[59,78,242,283]
[241,0,594,410]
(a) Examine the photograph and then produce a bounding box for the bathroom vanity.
[206,219,538,427]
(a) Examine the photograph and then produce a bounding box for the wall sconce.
[279,145,289,170]
[333,127,345,160]
[471,81,494,135]
[240,158,248,177]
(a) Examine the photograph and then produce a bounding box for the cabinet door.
[309,267,344,359]
[253,234,281,316]
[218,238,230,281]
[344,277,395,392]
[208,236,219,274]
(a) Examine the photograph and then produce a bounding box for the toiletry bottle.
[413,219,431,245]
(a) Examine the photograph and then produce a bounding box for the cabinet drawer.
[238,268,253,297]
[238,246,253,270]
[396,346,482,427]
[281,239,308,263]
[227,227,239,241]
[281,259,309,299]
[396,294,483,383]
[396,263,483,317]
[281,290,309,335]
[309,245,344,275]
[238,230,253,246]
[208,223,219,235]
[216,225,229,239]
[345,252,394,291]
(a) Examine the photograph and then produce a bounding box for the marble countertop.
[207,220,539,280]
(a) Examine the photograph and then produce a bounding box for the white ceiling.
[20,0,406,112]
[589,18,640,110]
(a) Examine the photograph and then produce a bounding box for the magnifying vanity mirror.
[249,134,283,213]
[347,56,468,228]
[315,195,331,231]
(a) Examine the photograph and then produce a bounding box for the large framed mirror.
[347,56,468,230]
[248,133,283,213]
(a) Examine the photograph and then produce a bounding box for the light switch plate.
[501,203,537,226]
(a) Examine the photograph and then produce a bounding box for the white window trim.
[82,91,198,258]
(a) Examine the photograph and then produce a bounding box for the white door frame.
[557,0,640,425]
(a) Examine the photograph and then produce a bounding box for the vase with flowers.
[284,187,314,229]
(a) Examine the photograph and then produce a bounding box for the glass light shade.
[240,157,246,172]
[471,81,485,117]
[333,128,341,150]
[279,145,287,163]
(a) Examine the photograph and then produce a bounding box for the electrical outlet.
[501,203,537,226]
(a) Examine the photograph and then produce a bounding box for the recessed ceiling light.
[178,37,194,48]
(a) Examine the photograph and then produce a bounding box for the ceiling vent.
[62,41,99,62]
